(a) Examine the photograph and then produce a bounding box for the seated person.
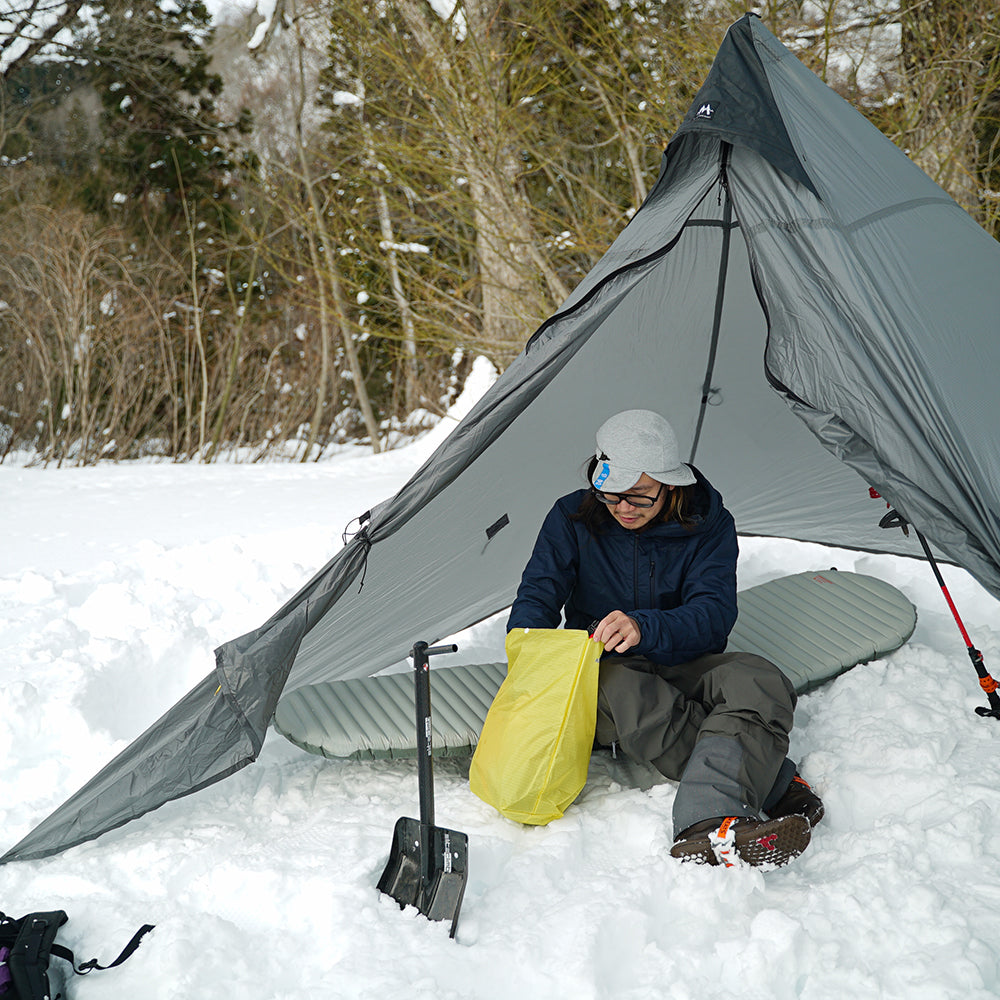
[507,409,823,867]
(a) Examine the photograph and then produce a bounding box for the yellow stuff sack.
[469,627,602,825]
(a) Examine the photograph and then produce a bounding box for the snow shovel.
[377,641,469,938]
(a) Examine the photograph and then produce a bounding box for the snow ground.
[1,386,999,998]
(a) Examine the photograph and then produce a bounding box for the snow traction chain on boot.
[710,817,740,867]
[676,814,812,869]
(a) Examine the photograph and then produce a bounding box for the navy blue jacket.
[507,469,738,666]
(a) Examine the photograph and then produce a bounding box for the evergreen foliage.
[79,1,248,219]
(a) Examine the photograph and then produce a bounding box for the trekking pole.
[873,493,1000,720]
[912,530,1000,720]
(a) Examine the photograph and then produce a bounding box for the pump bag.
[469,627,602,825]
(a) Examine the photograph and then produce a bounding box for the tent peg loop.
[342,510,373,593]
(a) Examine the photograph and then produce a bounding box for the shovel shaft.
[379,640,467,939]
[413,643,435,829]
[411,642,458,878]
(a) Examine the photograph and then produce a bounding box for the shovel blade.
[377,817,469,937]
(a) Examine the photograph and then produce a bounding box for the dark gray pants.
[594,652,797,837]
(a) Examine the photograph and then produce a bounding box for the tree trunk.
[291,0,382,457]
[358,79,420,414]
[173,151,209,458]
[395,0,557,360]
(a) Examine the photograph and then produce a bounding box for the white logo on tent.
[697,103,715,119]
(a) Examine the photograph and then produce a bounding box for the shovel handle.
[418,643,460,658]
[410,642,458,833]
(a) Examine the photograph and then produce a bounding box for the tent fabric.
[272,569,917,761]
[4,12,999,865]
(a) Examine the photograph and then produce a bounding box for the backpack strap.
[50,923,155,975]
[0,911,22,948]
[7,910,68,1000]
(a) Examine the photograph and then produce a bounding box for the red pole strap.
[937,577,977,650]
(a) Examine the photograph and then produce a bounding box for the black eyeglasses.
[592,483,664,508]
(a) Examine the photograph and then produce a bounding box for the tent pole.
[689,143,734,466]
[875,499,1000,720]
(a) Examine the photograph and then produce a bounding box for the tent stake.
[875,499,1000,720]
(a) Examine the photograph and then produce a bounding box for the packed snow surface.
[1,384,999,998]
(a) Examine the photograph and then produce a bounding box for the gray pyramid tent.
[5,12,1000,864]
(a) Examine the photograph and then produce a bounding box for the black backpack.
[0,910,153,1000]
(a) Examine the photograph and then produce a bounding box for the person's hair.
[571,456,696,534]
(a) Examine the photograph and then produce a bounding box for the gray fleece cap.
[592,410,696,492]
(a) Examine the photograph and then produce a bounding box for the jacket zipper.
[634,537,656,610]
[633,534,640,608]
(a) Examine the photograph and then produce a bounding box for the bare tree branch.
[1,0,85,80]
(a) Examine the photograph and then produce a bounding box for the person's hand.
[592,612,641,654]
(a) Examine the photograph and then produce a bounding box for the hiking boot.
[669,814,811,869]
[767,773,825,827]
